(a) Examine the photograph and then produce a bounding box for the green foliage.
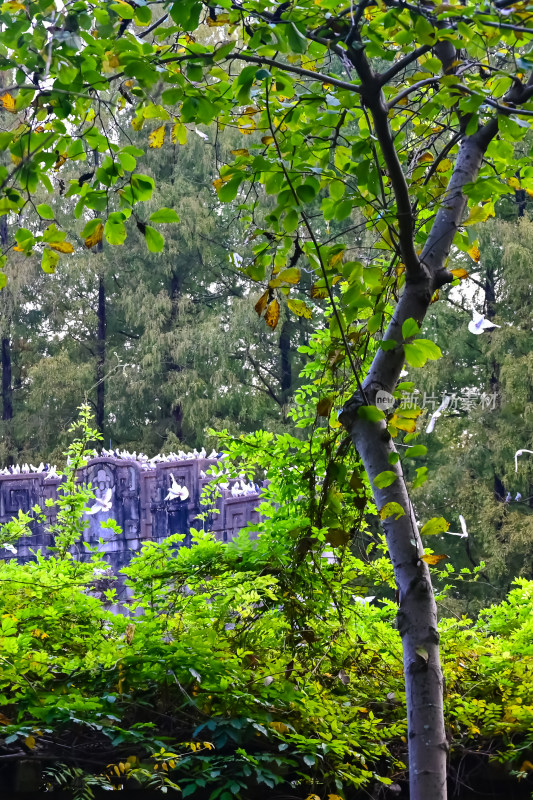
[0,369,532,799]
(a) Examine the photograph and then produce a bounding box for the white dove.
[86,488,113,515]
[45,465,60,480]
[468,311,500,335]
[447,515,469,538]
[165,474,189,502]
[426,395,451,434]
[514,448,533,472]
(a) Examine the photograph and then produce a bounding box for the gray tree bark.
[338,43,524,799]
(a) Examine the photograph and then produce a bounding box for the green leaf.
[413,466,428,488]
[358,405,385,422]
[130,174,155,202]
[287,23,308,54]
[217,177,242,203]
[0,272,7,289]
[402,318,420,339]
[421,516,449,536]
[405,445,427,458]
[374,470,397,489]
[404,339,442,368]
[144,225,165,253]
[149,208,180,224]
[110,1,134,18]
[134,5,151,24]
[36,203,54,220]
[104,216,127,246]
[41,248,59,274]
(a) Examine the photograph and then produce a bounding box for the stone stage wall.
[0,457,261,572]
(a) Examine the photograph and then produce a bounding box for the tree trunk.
[1,335,12,421]
[96,272,106,433]
[279,320,292,419]
[340,53,502,795]
[0,213,12,422]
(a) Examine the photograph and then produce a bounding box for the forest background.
[0,1,533,799]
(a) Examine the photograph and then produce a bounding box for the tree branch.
[378,44,433,86]
[349,46,423,280]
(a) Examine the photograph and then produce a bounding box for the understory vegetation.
[1,390,533,799]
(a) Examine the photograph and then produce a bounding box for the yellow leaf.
[103,51,120,72]
[212,178,228,190]
[269,720,290,734]
[206,12,230,25]
[238,116,256,135]
[1,93,15,112]
[49,241,74,254]
[417,151,434,164]
[328,795,345,800]
[4,1,26,10]
[54,154,67,170]
[379,502,405,520]
[466,245,480,263]
[436,158,452,172]
[451,267,470,279]
[125,623,135,644]
[265,299,280,329]
[287,298,312,319]
[13,245,24,251]
[507,176,521,190]
[329,250,344,269]
[463,203,494,226]
[261,135,275,145]
[85,223,104,249]
[311,284,328,299]
[149,125,165,149]
[277,267,300,284]
[430,289,439,303]
[254,290,269,316]
[305,795,321,800]
[520,760,533,772]
[230,148,249,156]
[526,188,533,198]
[421,553,448,565]
[131,115,143,131]
[390,414,416,433]
[25,735,36,749]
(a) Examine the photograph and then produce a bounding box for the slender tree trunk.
[2,335,12,421]
[172,401,183,440]
[341,45,503,794]
[0,214,12,422]
[96,271,106,433]
[279,320,292,419]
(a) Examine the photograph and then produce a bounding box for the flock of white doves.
[0,448,224,478]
